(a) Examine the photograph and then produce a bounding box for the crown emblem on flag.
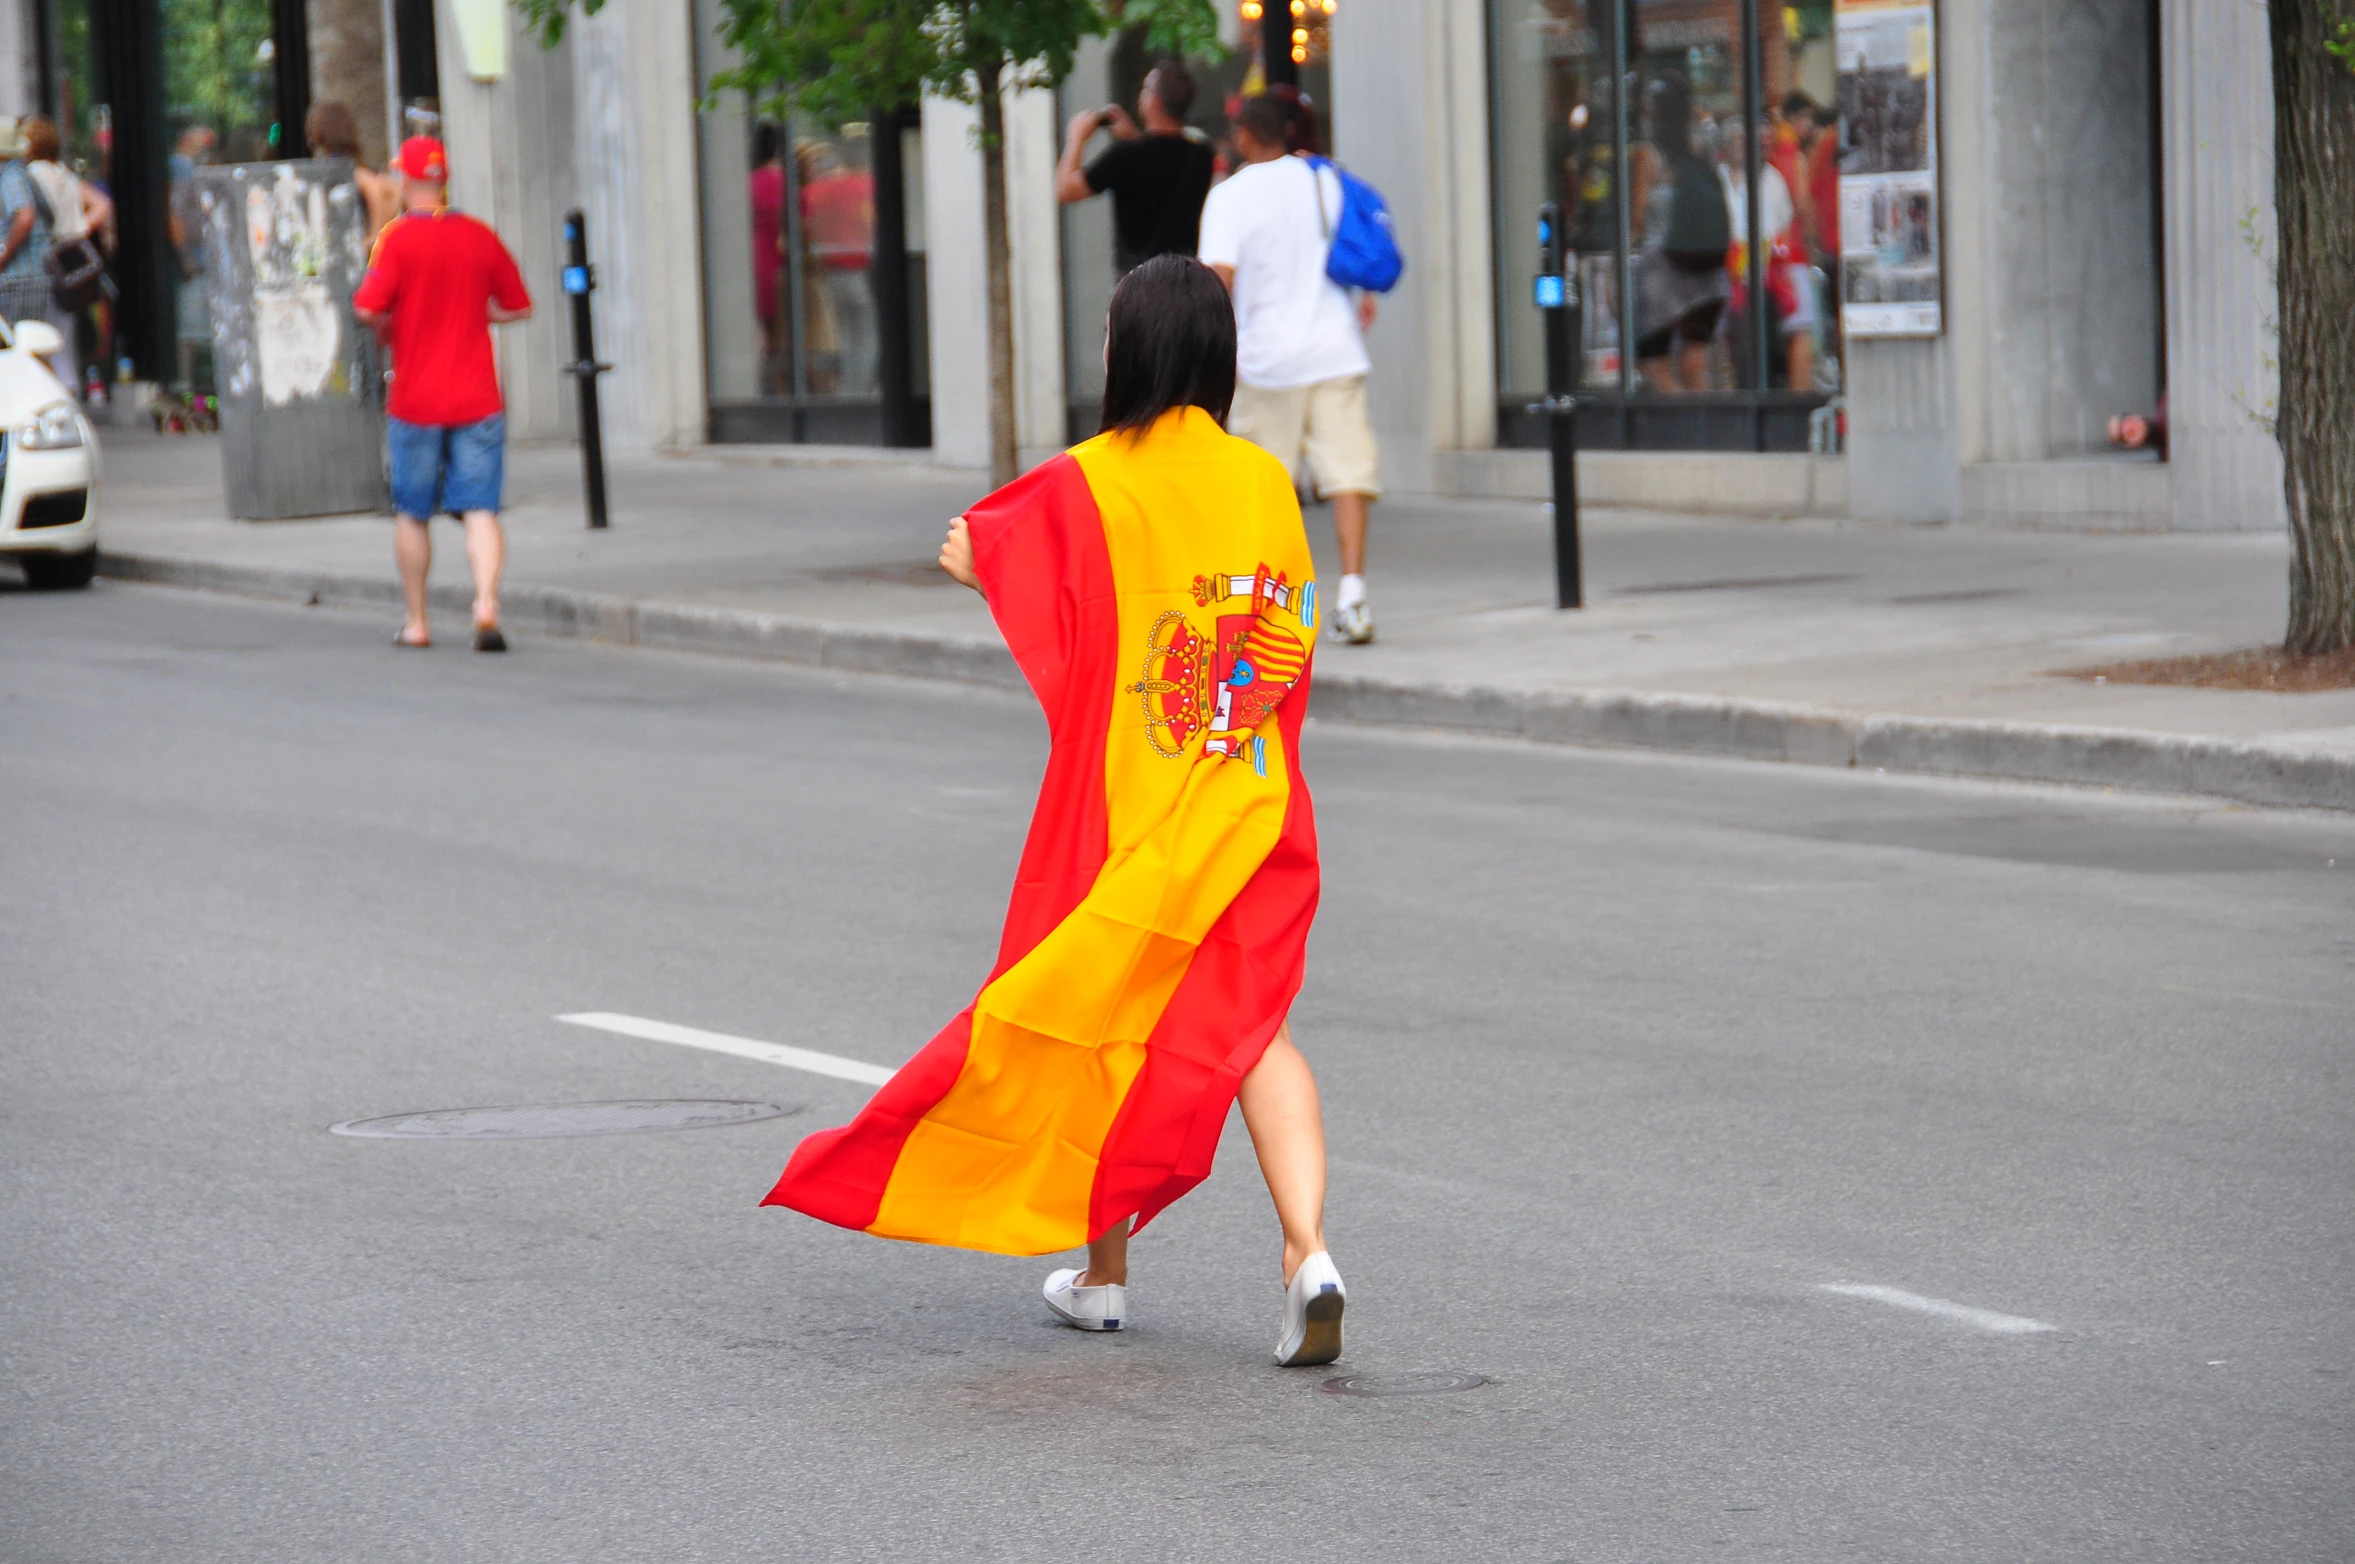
[1133,567,1313,763]
[1129,609,1214,759]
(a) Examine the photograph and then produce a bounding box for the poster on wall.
[1836,0,1942,337]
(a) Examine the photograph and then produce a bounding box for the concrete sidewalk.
[82,428,2355,810]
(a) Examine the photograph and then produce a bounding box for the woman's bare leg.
[1079,1219,1129,1288]
[1238,1023,1328,1284]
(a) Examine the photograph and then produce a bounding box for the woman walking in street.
[763,255,1345,1368]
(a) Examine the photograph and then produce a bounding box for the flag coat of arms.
[764,408,1321,1255]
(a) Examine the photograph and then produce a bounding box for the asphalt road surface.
[6,582,2351,1563]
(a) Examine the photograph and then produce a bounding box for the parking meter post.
[1530,202,1582,608]
[561,210,611,532]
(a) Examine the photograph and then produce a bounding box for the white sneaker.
[1275,1251,1345,1366]
[1043,1267,1127,1332]
[1330,599,1375,645]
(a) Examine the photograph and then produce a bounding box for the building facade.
[2,0,2283,533]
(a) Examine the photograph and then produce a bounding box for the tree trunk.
[977,62,1020,489]
[2273,1,2355,655]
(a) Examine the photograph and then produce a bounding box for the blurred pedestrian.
[801,141,877,394]
[771,255,1346,1370]
[1630,70,1728,393]
[1198,93,1382,646]
[1056,61,1215,277]
[304,101,397,242]
[350,137,533,653]
[748,122,787,394]
[0,120,54,340]
[1718,119,1813,391]
[20,116,109,388]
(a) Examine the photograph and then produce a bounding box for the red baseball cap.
[398,136,448,182]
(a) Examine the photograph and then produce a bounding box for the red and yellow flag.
[763,407,1321,1255]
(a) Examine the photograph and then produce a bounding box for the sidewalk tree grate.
[1319,1371,1489,1398]
[329,1100,797,1140]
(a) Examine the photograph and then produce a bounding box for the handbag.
[44,234,109,312]
[22,165,110,312]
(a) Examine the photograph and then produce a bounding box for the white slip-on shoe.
[1043,1267,1128,1332]
[1275,1251,1346,1366]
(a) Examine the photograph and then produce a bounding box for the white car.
[0,319,98,589]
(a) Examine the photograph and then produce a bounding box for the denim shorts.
[387,414,505,519]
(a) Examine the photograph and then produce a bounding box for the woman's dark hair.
[1098,254,1236,436]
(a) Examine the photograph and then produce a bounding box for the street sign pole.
[561,210,612,532]
[1530,202,1582,608]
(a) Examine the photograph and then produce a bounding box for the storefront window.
[40,0,290,391]
[693,0,928,443]
[165,0,279,389]
[1491,0,1841,450]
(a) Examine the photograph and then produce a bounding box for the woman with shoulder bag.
[1629,72,1730,393]
[21,116,111,385]
[0,120,55,347]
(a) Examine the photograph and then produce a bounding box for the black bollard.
[561,209,612,531]
[1529,202,1582,609]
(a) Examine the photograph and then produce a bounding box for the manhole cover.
[1319,1371,1489,1398]
[330,1100,795,1140]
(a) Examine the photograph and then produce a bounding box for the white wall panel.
[2161,0,2284,532]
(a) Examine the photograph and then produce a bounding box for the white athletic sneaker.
[1275,1251,1346,1366]
[1330,599,1375,645]
[1043,1267,1127,1332]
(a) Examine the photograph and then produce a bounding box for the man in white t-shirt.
[1197,94,1381,644]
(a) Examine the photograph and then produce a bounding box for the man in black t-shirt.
[1055,62,1215,276]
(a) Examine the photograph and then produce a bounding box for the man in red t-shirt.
[352,138,533,652]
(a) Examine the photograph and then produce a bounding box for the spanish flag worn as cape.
[763,407,1321,1255]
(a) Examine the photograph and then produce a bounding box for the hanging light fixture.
[1242,0,1330,66]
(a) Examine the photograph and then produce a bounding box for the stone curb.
[97,549,2353,812]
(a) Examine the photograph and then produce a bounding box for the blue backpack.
[1307,156,1404,294]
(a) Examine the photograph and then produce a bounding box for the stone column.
[0,0,37,119]
[436,0,576,441]
[1848,0,2161,523]
[921,84,1062,470]
[2159,0,2284,533]
[1004,83,1066,460]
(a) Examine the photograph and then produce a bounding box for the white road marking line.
[1817,1283,2058,1335]
[557,1012,895,1088]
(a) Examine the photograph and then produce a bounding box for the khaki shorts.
[1228,374,1381,499]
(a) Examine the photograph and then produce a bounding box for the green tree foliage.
[164,0,280,159]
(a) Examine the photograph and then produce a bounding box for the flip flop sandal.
[393,630,431,649]
[473,625,508,653]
